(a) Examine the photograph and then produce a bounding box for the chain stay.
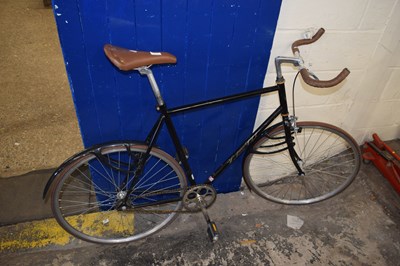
[125,185,212,214]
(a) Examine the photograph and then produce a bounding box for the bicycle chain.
[125,185,214,214]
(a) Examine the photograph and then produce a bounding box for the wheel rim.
[52,144,186,244]
[244,122,360,204]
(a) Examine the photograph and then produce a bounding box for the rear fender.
[42,140,147,200]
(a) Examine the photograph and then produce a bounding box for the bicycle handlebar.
[299,68,350,88]
[291,28,326,54]
[292,28,350,88]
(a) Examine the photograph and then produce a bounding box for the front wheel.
[243,122,361,204]
[50,143,187,244]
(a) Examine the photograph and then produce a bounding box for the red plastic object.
[362,133,400,195]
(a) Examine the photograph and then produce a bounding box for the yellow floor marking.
[239,239,257,246]
[0,218,73,251]
[0,211,134,252]
[66,210,134,236]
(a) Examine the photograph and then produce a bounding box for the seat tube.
[138,67,165,106]
[138,67,196,185]
[159,105,197,186]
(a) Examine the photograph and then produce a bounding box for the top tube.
[168,86,279,115]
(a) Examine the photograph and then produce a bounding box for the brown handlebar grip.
[299,68,350,88]
[292,28,326,54]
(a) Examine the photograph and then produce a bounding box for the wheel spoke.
[51,144,186,244]
[244,123,360,205]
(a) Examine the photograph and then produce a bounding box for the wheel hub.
[117,190,127,200]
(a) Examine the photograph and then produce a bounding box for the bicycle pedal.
[207,221,220,242]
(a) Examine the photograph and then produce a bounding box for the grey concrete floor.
[0,0,82,178]
[1,0,400,265]
[0,141,399,265]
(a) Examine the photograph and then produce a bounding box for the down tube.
[206,106,283,184]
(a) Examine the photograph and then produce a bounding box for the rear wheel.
[51,143,187,244]
[243,122,361,204]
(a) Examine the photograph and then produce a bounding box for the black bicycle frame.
[138,81,304,188]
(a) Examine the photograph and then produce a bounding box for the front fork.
[277,81,304,176]
[283,115,305,175]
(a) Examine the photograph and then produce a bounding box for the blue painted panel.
[54,0,282,193]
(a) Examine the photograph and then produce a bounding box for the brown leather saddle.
[104,44,177,71]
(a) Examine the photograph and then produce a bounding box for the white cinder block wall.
[256,0,400,143]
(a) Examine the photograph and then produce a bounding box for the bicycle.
[43,28,361,244]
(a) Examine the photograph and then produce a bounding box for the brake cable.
[292,70,301,117]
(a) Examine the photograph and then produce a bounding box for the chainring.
[182,184,217,212]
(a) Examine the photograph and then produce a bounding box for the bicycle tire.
[50,143,187,244]
[243,121,361,204]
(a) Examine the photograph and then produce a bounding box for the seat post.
[137,67,165,106]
